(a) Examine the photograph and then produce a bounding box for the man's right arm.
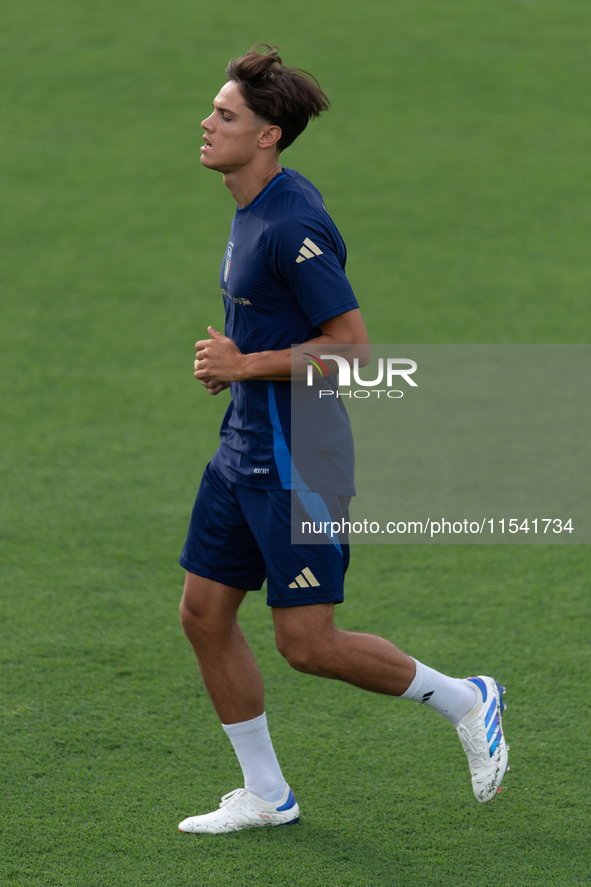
[194,309,369,390]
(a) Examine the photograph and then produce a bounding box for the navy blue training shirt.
[209,168,358,493]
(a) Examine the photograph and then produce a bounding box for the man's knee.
[276,635,330,676]
[179,592,201,634]
[179,591,210,644]
[179,574,206,627]
[179,573,244,644]
[274,603,337,676]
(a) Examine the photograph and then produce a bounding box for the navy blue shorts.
[179,463,350,607]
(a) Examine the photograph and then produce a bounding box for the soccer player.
[177,45,508,834]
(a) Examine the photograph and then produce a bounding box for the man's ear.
[259,125,282,151]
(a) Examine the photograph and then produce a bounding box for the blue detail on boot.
[467,676,487,702]
[484,697,497,728]
[276,788,297,811]
[490,729,503,756]
[487,713,500,743]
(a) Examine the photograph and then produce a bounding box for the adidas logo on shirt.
[295,238,323,264]
[288,567,320,589]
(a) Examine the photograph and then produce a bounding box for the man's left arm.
[194,308,369,389]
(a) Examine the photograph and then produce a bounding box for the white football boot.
[456,675,509,803]
[178,785,299,834]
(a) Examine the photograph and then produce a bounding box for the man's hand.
[194,326,246,384]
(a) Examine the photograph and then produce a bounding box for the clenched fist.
[194,326,245,393]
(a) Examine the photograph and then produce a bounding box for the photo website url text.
[301,518,574,537]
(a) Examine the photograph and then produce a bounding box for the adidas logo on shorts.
[288,567,320,589]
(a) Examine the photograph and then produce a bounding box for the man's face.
[200,81,270,173]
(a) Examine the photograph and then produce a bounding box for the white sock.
[401,659,477,724]
[222,712,286,802]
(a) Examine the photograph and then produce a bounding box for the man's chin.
[200,153,215,169]
[200,151,242,174]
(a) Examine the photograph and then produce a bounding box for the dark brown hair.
[225,44,330,152]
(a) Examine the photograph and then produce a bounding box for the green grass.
[1,0,591,884]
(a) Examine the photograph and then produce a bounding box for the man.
[178,45,508,834]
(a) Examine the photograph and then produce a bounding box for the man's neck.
[223,161,283,208]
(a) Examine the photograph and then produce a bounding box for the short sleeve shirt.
[209,168,358,493]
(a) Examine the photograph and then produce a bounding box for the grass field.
[2,1,591,884]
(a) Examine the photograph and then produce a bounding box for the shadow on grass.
[175,802,590,887]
